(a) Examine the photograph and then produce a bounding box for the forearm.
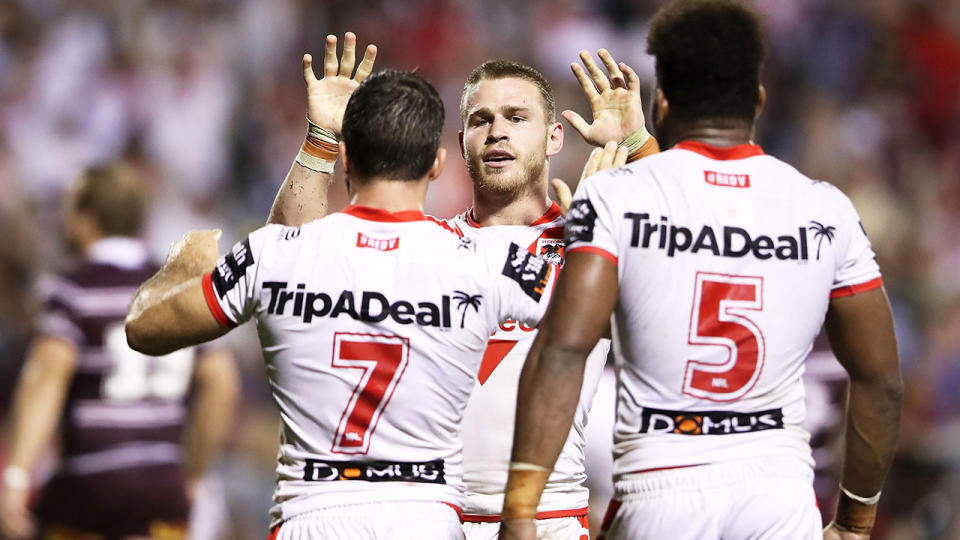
[503,341,587,519]
[127,232,224,355]
[185,352,239,479]
[841,375,903,494]
[6,347,75,471]
[833,373,903,530]
[266,155,334,226]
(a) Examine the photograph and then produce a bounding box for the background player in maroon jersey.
[500,2,903,539]
[0,165,239,540]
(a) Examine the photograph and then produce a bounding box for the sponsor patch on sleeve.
[501,242,552,301]
[564,199,598,245]
[211,237,255,298]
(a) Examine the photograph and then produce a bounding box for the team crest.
[536,238,565,266]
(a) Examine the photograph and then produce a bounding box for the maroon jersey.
[34,238,192,536]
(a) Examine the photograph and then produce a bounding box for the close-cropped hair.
[460,60,557,123]
[342,69,445,182]
[647,0,766,123]
[74,164,147,237]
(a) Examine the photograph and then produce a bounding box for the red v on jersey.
[477,339,517,384]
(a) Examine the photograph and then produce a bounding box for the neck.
[349,176,429,213]
[471,173,552,227]
[664,119,755,149]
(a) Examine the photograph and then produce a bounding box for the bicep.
[537,251,619,355]
[824,286,899,381]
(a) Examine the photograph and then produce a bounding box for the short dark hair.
[74,164,146,237]
[460,60,556,123]
[647,0,766,123]
[341,70,445,182]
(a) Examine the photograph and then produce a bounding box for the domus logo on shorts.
[639,406,784,435]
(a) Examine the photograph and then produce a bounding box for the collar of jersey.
[674,140,765,160]
[465,201,563,228]
[341,205,426,222]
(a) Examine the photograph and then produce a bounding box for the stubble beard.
[467,147,547,200]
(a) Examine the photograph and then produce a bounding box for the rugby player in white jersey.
[124,69,565,540]
[500,2,903,540]
[267,33,659,540]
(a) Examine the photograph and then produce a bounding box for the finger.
[580,50,611,92]
[570,62,599,100]
[551,178,574,215]
[302,54,318,85]
[620,62,641,94]
[561,110,591,139]
[323,34,338,77]
[598,141,619,170]
[598,49,626,89]
[339,32,357,77]
[581,148,602,180]
[354,44,378,82]
[614,144,629,167]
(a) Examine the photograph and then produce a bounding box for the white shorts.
[463,514,589,540]
[599,457,821,540]
[271,501,463,540]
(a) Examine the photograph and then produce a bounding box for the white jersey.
[565,141,883,477]
[201,205,555,526]
[447,203,608,518]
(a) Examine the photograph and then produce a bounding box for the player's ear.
[458,130,466,160]
[755,84,766,119]
[427,147,447,182]
[339,141,351,175]
[656,88,669,125]
[546,121,563,158]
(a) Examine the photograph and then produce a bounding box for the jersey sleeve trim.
[830,277,883,299]
[567,246,618,266]
[202,272,237,328]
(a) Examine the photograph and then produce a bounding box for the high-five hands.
[563,49,645,147]
[552,141,629,214]
[303,32,378,135]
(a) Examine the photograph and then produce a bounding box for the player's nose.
[485,115,510,142]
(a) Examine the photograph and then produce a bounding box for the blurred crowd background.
[0,0,958,538]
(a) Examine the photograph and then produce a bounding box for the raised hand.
[303,32,378,135]
[563,49,645,147]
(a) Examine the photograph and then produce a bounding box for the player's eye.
[511,115,525,123]
[471,118,489,127]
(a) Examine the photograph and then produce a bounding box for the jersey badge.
[536,238,565,266]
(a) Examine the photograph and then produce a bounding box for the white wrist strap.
[296,150,335,173]
[839,484,881,505]
[3,466,29,489]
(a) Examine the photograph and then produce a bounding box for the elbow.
[125,318,173,356]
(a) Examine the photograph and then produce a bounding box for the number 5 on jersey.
[684,272,765,402]
[331,333,410,454]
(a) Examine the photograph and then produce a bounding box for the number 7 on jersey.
[331,333,410,454]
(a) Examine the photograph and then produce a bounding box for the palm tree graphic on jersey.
[453,291,482,328]
[809,220,836,260]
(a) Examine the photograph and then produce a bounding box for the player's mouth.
[482,149,516,168]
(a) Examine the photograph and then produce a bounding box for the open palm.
[304,32,378,136]
[564,49,646,147]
